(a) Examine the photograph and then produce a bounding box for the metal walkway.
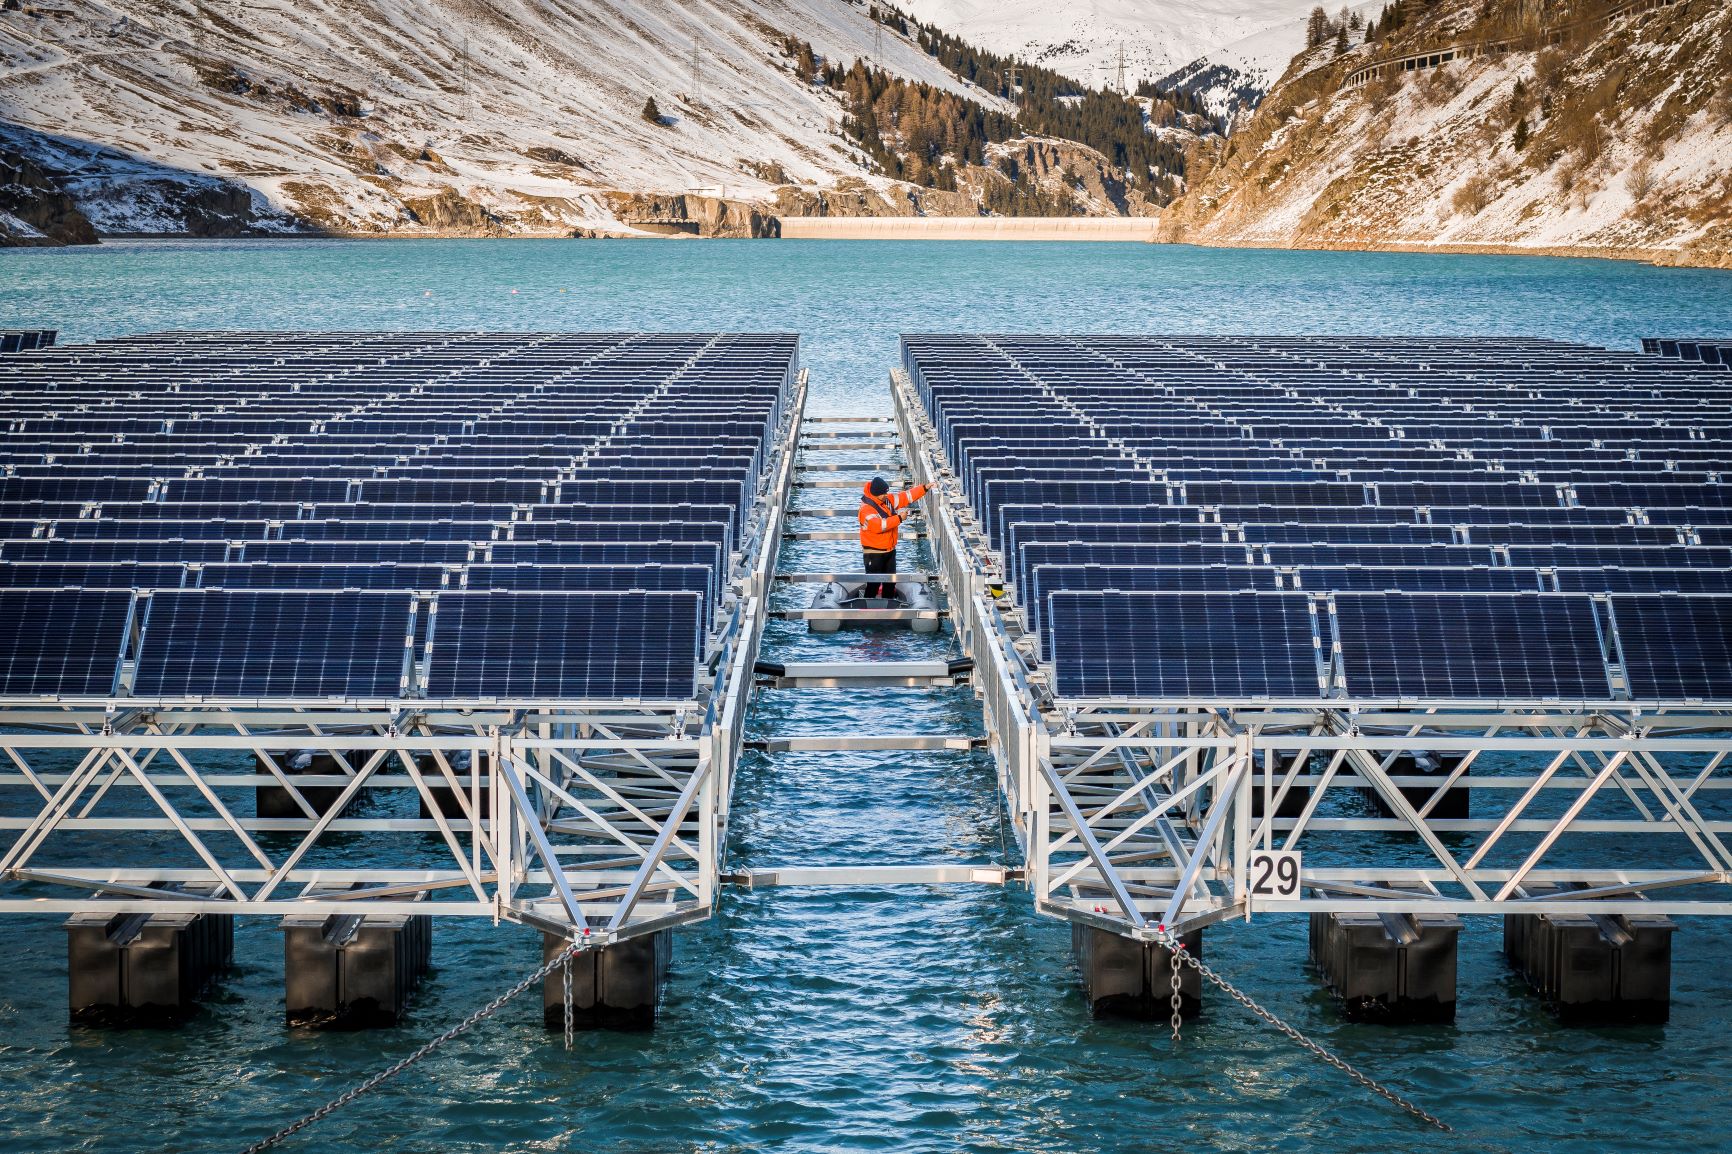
[733,412,999,892]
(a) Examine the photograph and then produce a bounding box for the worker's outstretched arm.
[890,484,928,510]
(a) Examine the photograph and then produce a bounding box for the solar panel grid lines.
[1047,590,1322,700]
[132,588,416,700]
[906,333,1732,706]
[1331,592,1613,702]
[425,590,703,702]
[0,331,798,704]
[0,588,134,696]
[1609,595,1732,701]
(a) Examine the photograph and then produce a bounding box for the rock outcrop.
[0,149,98,247]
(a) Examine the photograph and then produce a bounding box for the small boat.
[807,579,939,633]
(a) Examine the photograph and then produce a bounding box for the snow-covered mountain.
[895,0,1321,94]
[0,0,1006,237]
[1162,0,1731,268]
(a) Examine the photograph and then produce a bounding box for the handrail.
[1341,0,1681,89]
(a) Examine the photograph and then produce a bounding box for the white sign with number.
[1248,849,1302,902]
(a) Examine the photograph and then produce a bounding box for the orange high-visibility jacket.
[858,482,927,551]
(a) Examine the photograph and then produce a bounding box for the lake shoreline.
[29,223,1725,271]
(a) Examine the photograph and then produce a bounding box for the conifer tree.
[1307,7,1330,48]
[642,96,662,124]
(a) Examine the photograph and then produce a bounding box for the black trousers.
[862,548,896,599]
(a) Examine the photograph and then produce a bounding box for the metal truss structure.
[893,369,1732,942]
[0,376,804,947]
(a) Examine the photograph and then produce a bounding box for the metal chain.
[1155,931,1451,1133]
[1169,946,1183,1043]
[562,953,574,1051]
[238,941,584,1154]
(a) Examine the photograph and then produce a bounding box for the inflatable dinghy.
[808,579,939,633]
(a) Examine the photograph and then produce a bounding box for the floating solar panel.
[1553,568,1732,594]
[133,590,414,699]
[1047,590,1319,699]
[4,539,230,564]
[1611,595,1732,701]
[1333,593,1609,701]
[0,562,186,589]
[1294,565,1544,592]
[0,589,133,695]
[906,333,1732,706]
[425,591,700,700]
[196,563,449,590]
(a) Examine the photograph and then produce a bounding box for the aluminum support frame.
[891,367,1732,941]
[0,374,805,945]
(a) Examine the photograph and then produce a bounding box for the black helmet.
[868,477,889,496]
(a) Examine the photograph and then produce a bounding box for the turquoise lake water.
[1,239,1731,1154]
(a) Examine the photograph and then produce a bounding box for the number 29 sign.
[1247,849,1302,902]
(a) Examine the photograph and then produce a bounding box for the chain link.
[1168,945,1183,1043]
[1155,929,1451,1133]
[238,940,585,1154]
[562,953,574,1051]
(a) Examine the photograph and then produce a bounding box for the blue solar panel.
[1030,563,1275,647]
[1612,595,1732,701]
[1291,566,1544,592]
[196,563,448,590]
[464,563,711,616]
[242,541,472,565]
[1015,541,1255,614]
[1262,543,1497,570]
[1554,568,1732,593]
[1047,591,1319,699]
[0,589,133,695]
[425,591,700,700]
[1507,545,1731,569]
[1243,523,1459,545]
[4,539,230,564]
[1333,594,1608,701]
[0,562,186,589]
[133,590,413,698]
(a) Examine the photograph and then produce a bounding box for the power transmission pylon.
[873,21,883,64]
[690,35,701,101]
[1115,43,1126,93]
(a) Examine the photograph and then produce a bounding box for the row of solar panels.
[0,556,722,623]
[0,331,799,705]
[1049,591,1731,705]
[1019,559,1731,658]
[970,480,1732,551]
[0,588,701,702]
[0,330,56,354]
[904,334,1732,705]
[0,509,737,547]
[1643,337,1732,366]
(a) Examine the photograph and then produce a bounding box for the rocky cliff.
[1161,0,1732,267]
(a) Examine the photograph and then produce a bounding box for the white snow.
[0,0,1011,233]
[895,0,1326,90]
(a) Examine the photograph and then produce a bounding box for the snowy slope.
[1164,0,1732,267]
[1160,0,1383,118]
[0,0,1007,234]
[895,0,1321,91]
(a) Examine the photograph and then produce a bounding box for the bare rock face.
[0,149,99,246]
[770,179,979,219]
[401,188,498,231]
[179,182,260,238]
[603,191,778,237]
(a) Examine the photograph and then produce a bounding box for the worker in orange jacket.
[858,476,927,600]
